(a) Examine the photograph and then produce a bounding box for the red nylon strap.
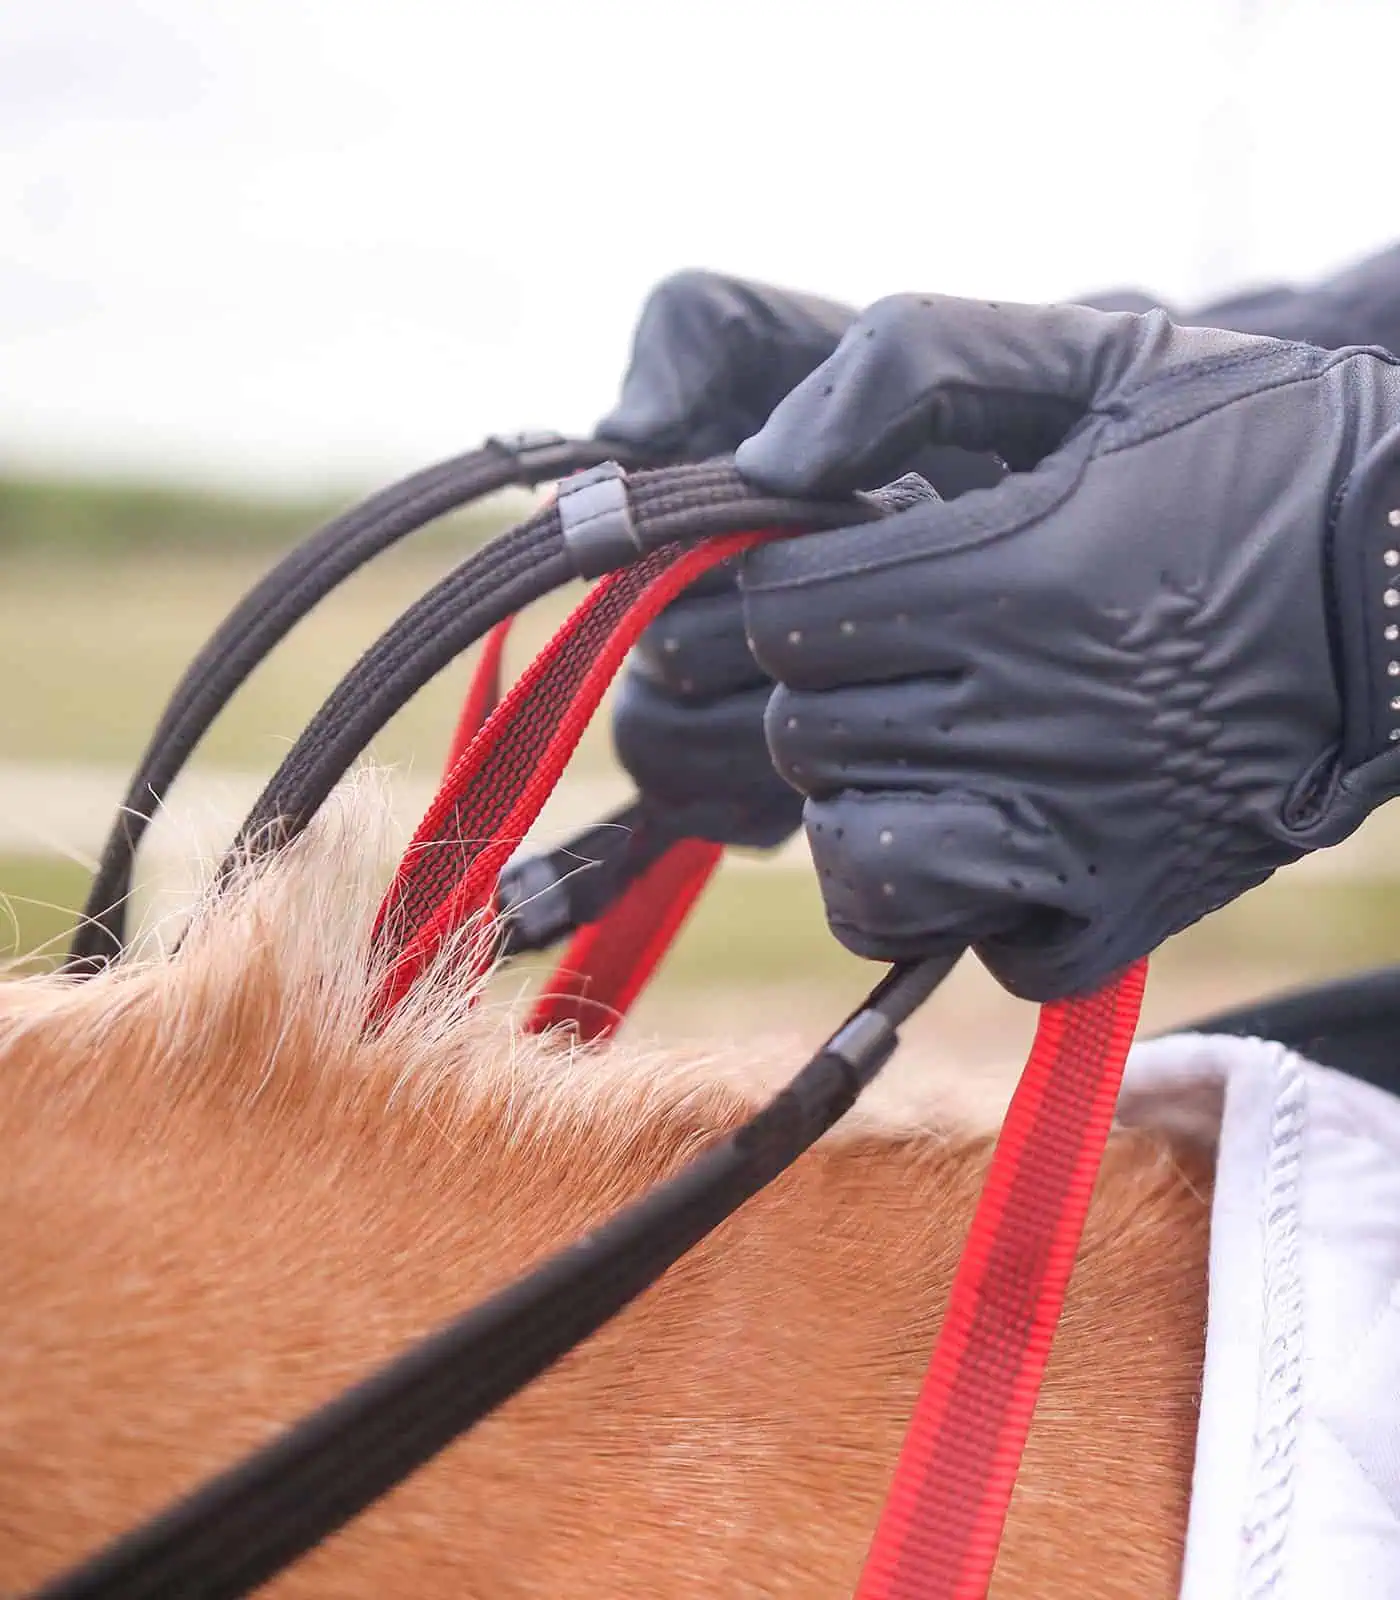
[442,601,721,1043]
[440,480,553,776]
[443,616,515,776]
[526,836,723,1041]
[854,958,1148,1599]
[368,532,772,1020]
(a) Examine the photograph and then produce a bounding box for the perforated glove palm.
[598,271,1001,848]
[732,295,1400,1000]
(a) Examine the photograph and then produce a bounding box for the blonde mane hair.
[0,775,1214,1598]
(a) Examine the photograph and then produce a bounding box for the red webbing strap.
[440,480,548,775]
[443,617,515,776]
[526,836,723,1041]
[855,958,1148,1600]
[441,479,552,776]
[439,591,716,1042]
[369,532,774,1021]
[442,609,717,1041]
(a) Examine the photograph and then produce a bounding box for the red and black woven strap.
[856,959,1148,1599]
[443,616,516,776]
[369,532,773,1020]
[441,602,723,1043]
[384,501,1152,1599]
[384,517,1151,1598]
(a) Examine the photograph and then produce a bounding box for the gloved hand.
[601,249,1400,859]
[732,294,1400,1000]
[598,270,1003,848]
[597,269,855,466]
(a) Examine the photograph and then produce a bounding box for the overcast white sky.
[2,0,1398,492]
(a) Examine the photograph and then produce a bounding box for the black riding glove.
[598,270,1001,848]
[731,294,1400,1000]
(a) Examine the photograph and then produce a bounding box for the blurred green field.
[1,506,586,773]
[0,470,519,560]
[1,854,91,967]
[6,469,1400,1060]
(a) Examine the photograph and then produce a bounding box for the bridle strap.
[377,526,1149,1597]
[432,526,1152,1595]
[855,960,1147,1598]
[444,611,724,1041]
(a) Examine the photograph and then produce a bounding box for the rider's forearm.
[1082,241,1400,356]
[1193,241,1400,353]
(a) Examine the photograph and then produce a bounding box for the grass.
[0,471,522,559]
[0,542,613,774]
[0,473,343,558]
[0,854,95,970]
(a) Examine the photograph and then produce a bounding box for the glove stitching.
[743,359,1381,602]
[1103,356,1356,457]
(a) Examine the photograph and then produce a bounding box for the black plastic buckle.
[484,430,572,482]
[495,852,577,953]
[494,802,687,956]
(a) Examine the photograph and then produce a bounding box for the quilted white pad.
[1118,1032,1400,1599]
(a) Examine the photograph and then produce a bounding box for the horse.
[0,774,1211,1598]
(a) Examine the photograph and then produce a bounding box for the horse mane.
[0,769,1009,1173]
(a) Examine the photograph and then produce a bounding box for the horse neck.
[0,954,1212,1599]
